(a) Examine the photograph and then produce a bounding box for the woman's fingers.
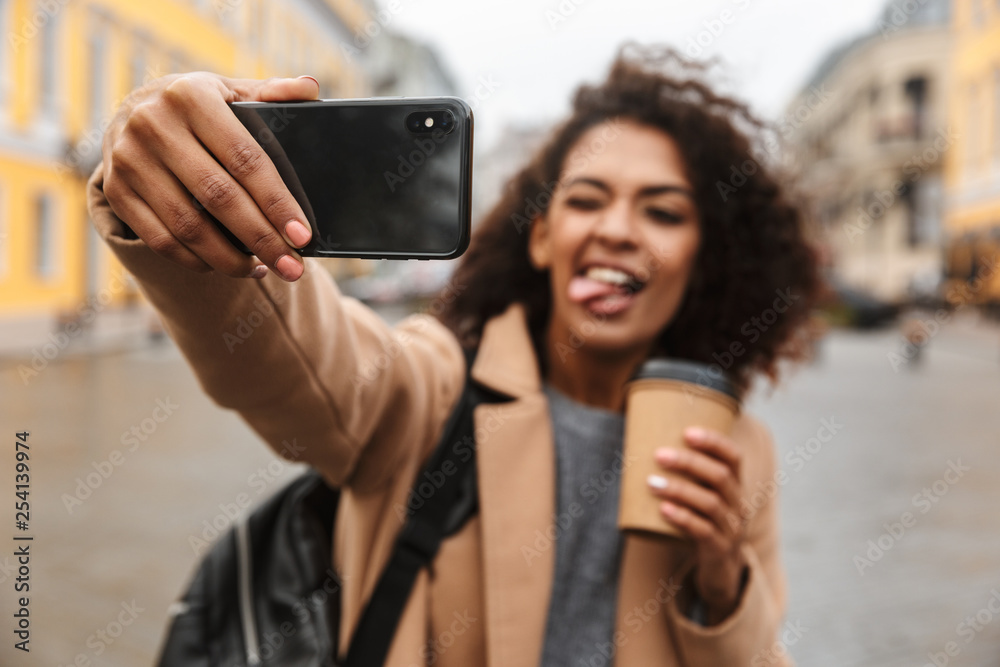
[161,76,312,248]
[148,77,309,277]
[126,159,279,278]
[684,427,741,479]
[655,445,741,511]
[657,499,728,548]
[651,428,749,616]
[647,473,737,537]
[153,132,306,279]
[102,175,214,274]
[103,72,321,279]
[225,74,321,103]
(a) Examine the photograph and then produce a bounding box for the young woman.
[91,45,817,666]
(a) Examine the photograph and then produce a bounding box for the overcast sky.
[382,0,893,149]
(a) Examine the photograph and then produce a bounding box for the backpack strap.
[343,345,511,667]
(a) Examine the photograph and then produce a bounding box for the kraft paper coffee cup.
[618,359,741,539]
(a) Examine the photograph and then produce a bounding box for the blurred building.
[786,0,951,303]
[0,0,369,328]
[330,27,462,285]
[943,0,1000,308]
[471,122,548,222]
[365,31,457,97]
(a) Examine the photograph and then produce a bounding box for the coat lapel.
[471,303,556,667]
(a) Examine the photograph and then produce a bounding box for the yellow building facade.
[0,0,369,318]
[944,0,1000,305]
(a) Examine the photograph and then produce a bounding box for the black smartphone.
[226,97,473,260]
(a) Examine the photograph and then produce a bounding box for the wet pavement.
[0,304,998,666]
[746,309,1000,666]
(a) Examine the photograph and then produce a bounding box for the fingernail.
[647,474,669,490]
[249,264,268,280]
[285,219,312,247]
[275,254,303,281]
[297,75,319,88]
[657,448,678,462]
[685,427,706,440]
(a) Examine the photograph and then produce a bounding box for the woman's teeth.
[585,266,632,285]
[584,266,644,293]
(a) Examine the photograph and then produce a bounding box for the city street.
[748,308,1000,666]
[0,304,998,666]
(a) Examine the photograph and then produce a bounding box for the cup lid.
[629,358,741,401]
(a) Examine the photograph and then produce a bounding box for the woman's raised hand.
[647,426,749,625]
[101,73,320,281]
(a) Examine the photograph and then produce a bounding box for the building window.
[902,182,918,247]
[88,14,107,128]
[290,24,301,74]
[0,0,9,105]
[169,51,186,74]
[255,0,265,53]
[902,180,942,247]
[994,67,1000,159]
[85,212,104,298]
[130,36,148,92]
[904,76,928,140]
[35,193,55,279]
[972,0,986,25]
[39,3,58,117]
[213,0,236,29]
[0,186,6,279]
[968,83,981,172]
[246,0,258,49]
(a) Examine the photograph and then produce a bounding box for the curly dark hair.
[435,43,820,393]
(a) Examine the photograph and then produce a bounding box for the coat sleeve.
[665,414,794,667]
[86,161,466,493]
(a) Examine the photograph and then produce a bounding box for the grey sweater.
[539,382,628,667]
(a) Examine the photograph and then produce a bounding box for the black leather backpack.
[156,346,510,666]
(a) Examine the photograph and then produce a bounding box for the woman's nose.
[593,200,639,247]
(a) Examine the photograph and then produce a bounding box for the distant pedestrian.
[902,316,928,366]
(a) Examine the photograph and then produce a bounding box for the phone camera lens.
[439,111,455,133]
[405,109,457,134]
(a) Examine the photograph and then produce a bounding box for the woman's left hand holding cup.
[646,426,748,624]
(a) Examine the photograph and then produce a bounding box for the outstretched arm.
[89,74,467,491]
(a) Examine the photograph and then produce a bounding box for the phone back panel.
[230,98,472,259]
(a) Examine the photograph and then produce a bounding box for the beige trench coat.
[87,162,791,667]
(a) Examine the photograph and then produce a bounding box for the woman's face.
[529,119,701,358]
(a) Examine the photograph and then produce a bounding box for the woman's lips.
[584,292,635,316]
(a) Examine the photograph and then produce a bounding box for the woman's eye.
[648,208,684,224]
[566,198,602,210]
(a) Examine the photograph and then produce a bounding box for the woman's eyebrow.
[563,177,693,200]
[563,177,611,192]
[637,184,695,199]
